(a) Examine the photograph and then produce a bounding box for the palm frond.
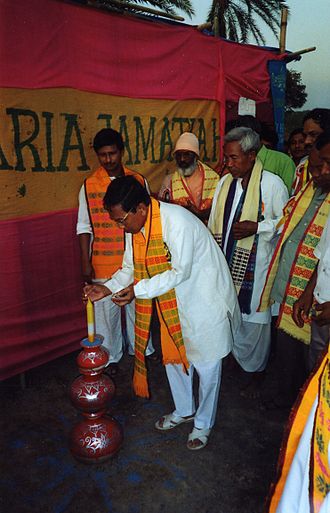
[205,0,286,45]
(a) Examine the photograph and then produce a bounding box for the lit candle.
[86,298,95,342]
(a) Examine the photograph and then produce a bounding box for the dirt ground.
[1,332,290,513]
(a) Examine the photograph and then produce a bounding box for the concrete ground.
[1,336,290,513]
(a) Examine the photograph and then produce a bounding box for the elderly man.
[158,132,219,223]
[209,127,288,393]
[77,128,154,374]
[225,116,295,194]
[259,131,330,408]
[85,176,241,451]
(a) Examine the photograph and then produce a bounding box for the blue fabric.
[268,59,287,151]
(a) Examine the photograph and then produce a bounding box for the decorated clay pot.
[70,415,123,463]
[76,336,109,375]
[69,334,123,463]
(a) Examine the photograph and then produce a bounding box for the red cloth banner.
[0,0,279,102]
[0,210,85,380]
[0,0,282,379]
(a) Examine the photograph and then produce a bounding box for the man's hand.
[83,283,111,302]
[82,261,95,283]
[233,220,258,240]
[111,284,135,306]
[186,203,211,223]
[313,302,330,326]
[292,290,313,327]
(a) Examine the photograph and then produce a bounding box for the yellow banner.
[0,87,221,220]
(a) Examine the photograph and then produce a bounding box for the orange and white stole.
[267,344,330,513]
[132,198,189,398]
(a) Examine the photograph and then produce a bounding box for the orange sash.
[132,198,188,398]
[85,166,145,278]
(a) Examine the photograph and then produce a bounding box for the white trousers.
[232,320,271,372]
[165,360,222,430]
[94,296,154,363]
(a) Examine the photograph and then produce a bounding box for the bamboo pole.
[196,22,212,31]
[279,6,288,53]
[284,46,317,62]
[213,14,220,37]
[87,0,185,21]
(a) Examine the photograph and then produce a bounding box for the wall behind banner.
[0,88,220,220]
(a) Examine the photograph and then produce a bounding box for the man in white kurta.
[85,176,241,450]
[76,128,154,370]
[209,127,288,376]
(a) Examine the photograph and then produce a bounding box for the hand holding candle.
[86,297,95,342]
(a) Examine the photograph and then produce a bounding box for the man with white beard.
[158,132,219,224]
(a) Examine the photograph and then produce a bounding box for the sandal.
[187,427,211,451]
[155,412,195,431]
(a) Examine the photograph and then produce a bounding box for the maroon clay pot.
[69,373,115,414]
[70,415,123,463]
[76,336,109,375]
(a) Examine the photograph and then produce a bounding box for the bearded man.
[158,132,219,223]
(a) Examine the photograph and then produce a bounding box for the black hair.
[303,109,330,131]
[315,130,330,151]
[93,128,124,153]
[225,115,262,135]
[103,176,150,213]
[260,122,278,148]
[287,127,304,146]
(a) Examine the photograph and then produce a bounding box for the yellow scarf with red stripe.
[292,157,309,196]
[132,198,189,398]
[171,161,219,211]
[85,166,145,278]
[267,344,330,513]
[259,181,330,343]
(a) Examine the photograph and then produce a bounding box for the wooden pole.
[279,6,288,54]
[196,22,212,32]
[213,11,220,37]
[284,46,317,62]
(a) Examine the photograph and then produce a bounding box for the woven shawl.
[258,181,330,343]
[208,158,263,302]
[132,197,188,398]
[171,161,219,211]
[85,166,144,278]
[267,345,329,513]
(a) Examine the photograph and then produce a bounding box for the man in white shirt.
[77,128,154,374]
[84,176,241,450]
[209,127,288,394]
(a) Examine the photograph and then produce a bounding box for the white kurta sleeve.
[76,184,93,235]
[257,177,288,240]
[134,212,195,299]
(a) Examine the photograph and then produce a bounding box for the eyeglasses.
[114,208,133,227]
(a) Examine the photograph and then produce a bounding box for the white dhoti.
[165,360,222,430]
[232,321,271,372]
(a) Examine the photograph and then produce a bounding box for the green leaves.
[207,0,288,44]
